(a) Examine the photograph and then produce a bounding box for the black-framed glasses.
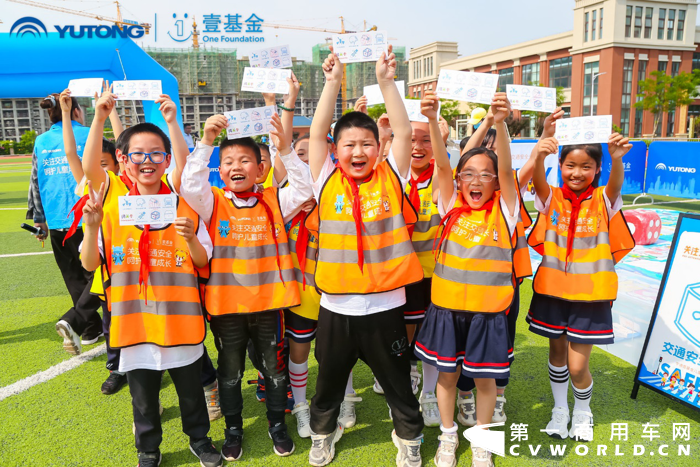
[457,171,497,183]
[127,151,168,165]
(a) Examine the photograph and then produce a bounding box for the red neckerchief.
[131,181,172,303]
[407,161,434,237]
[120,172,134,190]
[337,165,373,272]
[434,193,495,261]
[291,210,310,290]
[225,188,285,285]
[561,184,595,273]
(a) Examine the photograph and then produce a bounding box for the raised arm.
[103,81,124,139]
[519,107,565,190]
[282,72,300,146]
[374,113,392,169]
[422,91,453,209]
[80,180,105,272]
[157,94,187,193]
[605,133,632,204]
[310,47,342,181]
[82,92,116,187]
[59,89,83,184]
[377,45,411,177]
[491,92,516,216]
[533,137,558,204]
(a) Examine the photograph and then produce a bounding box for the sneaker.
[470,446,493,467]
[373,378,384,395]
[221,427,243,461]
[81,331,104,345]
[247,375,266,402]
[269,423,295,456]
[433,432,459,467]
[544,406,570,439]
[56,320,81,355]
[410,367,421,395]
[101,372,127,395]
[292,401,312,438]
[309,424,344,467]
[286,385,295,413]
[189,437,223,467]
[137,450,161,467]
[492,395,507,423]
[338,393,362,429]
[419,392,441,427]
[203,381,222,421]
[392,430,423,467]
[456,394,476,427]
[569,409,594,442]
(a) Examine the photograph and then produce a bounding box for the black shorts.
[526,292,614,345]
[404,278,431,323]
[284,309,318,344]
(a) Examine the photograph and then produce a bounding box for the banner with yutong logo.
[646,142,700,199]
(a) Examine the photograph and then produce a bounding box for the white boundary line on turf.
[0,251,53,258]
[0,344,106,402]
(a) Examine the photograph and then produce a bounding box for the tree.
[635,69,700,136]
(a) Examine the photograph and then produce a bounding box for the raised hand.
[377,113,392,142]
[83,180,105,227]
[541,107,565,139]
[376,44,396,84]
[284,71,300,109]
[269,113,290,153]
[608,133,633,160]
[491,92,511,124]
[202,115,228,146]
[94,89,116,122]
[155,94,178,124]
[322,46,343,83]
[420,91,440,121]
[59,89,72,114]
[537,137,559,159]
[354,95,368,114]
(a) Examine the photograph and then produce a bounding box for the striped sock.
[289,360,309,405]
[572,380,593,413]
[549,363,569,408]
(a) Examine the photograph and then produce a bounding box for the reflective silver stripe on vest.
[544,229,610,251]
[441,240,513,263]
[434,262,513,287]
[111,270,198,289]
[318,238,415,264]
[294,270,316,287]
[412,238,435,253]
[539,256,615,275]
[289,240,318,263]
[208,267,296,288]
[112,299,202,317]
[213,241,292,260]
[515,234,528,250]
[321,213,406,237]
[413,214,441,234]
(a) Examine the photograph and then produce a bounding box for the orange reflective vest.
[206,187,300,314]
[103,196,206,349]
[307,161,424,295]
[405,175,440,278]
[513,171,533,281]
[288,218,321,320]
[527,186,635,302]
[432,192,516,313]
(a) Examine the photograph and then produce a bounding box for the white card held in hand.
[249,44,293,69]
[403,99,440,123]
[363,81,405,106]
[506,85,557,112]
[112,80,163,101]
[224,106,277,139]
[118,194,177,226]
[68,78,104,97]
[436,70,498,105]
[332,30,388,63]
[555,115,613,145]
[241,67,292,94]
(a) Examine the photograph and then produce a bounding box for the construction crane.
[8,0,152,34]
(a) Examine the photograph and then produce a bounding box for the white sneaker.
[392,430,423,467]
[470,446,493,467]
[569,409,594,441]
[338,393,362,428]
[292,401,312,438]
[419,392,440,427]
[491,395,506,423]
[456,394,476,427]
[410,367,421,395]
[56,320,81,355]
[373,378,384,395]
[309,424,344,467]
[434,432,459,467]
[544,406,570,439]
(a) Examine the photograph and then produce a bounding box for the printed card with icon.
[112,80,163,101]
[403,99,440,123]
[363,81,405,106]
[555,115,613,145]
[67,78,104,97]
[241,67,292,94]
[249,44,293,69]
[506,85,557,112]
[224,105,277,139]
[118,194,177,226]
[332,30,388,63]
[436,70,498,105]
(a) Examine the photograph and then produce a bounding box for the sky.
[2,0,699,61]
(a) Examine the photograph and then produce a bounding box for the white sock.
[549,363,569,409]
[345,372,355,396]
[572,380,593,413]
[421,364,439,396]
[440,422,458,434]
[289,360,309,405]
[410,360,418,373]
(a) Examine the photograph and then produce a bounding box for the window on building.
[585,12,589,42]
[671,61,680,77]
[562,107,571,118]
[498,67,514,91]
[634,6,643,38]
[625,6,632,37]
[667,9,675,40]
[644,7,653,39]
[658,9,666,40]
[658,61,667,74]
[693,53,700,71]
[689,105,700,134]
[635,60,647,137]
[599,8,604,39]
[549,57,572,88]
[522,63,540,85]
[414,60,421,80]
[677,10,686,41]
[423,58,427,76]
[592,10,597,40]
[583,62,600,116]
[620,60,634,136]
[429,57,434,76]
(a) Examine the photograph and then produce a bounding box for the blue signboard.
[646,142,700,199]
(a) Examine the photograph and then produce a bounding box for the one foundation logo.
[9,17,48,38]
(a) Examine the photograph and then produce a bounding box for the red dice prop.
[625,209,662,245]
